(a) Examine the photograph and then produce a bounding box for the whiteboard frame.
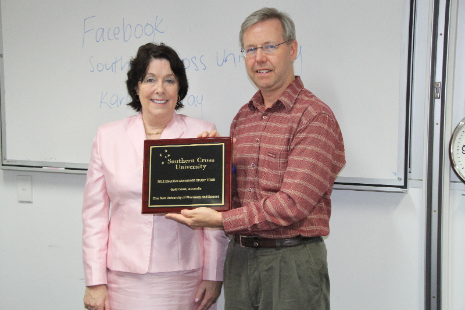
[0,0,415,191]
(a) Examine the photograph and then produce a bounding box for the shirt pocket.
[258,147,289,193]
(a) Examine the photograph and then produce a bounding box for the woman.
[82,43,229,310]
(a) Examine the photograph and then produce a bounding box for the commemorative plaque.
[142,137,232,214]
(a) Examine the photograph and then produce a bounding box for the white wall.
[449,189,465,309]
[0,166,427,310]
[0,170,87,309]
[328,189,425,310]
[0,162,428,310]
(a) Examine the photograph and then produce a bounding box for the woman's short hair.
[239,7,296,48]
[126,43,188,112]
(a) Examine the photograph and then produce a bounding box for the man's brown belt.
[234,235,321,248]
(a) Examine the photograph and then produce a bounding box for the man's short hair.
[239,7,296,48]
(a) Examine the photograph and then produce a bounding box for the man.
[167,7,345,310]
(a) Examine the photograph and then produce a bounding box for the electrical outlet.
[17,175,32,202]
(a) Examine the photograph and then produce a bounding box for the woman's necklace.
[145,130,163,135]
[143,116,167,136]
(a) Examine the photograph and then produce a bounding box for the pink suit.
[82,112,229,288]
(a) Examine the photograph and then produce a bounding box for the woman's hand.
[194,280,223,310]
[197,131,237,163]
[232,137,237,163]
[197,130,221,138]
[84,284,110,310]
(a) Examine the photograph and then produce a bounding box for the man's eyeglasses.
[241,41,289,57]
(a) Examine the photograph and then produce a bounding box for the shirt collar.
[248,76,304,112]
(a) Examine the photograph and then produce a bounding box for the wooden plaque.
[142,137,232,214]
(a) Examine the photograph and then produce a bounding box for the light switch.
[17,175,33,202]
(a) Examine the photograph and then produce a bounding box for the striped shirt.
[222,77,345,238]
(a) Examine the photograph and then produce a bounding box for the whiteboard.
[0,0,413,190]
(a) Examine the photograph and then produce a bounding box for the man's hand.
[165,207,223,228]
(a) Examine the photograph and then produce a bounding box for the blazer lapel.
[126,113,146,161]
[126,112,185,160]
[160,112,185,139]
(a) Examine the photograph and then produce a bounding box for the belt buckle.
[239,236,260,248]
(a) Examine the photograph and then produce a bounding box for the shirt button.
[146,221,152,228]
[251,163,255,167]
[263,115,267,119]
[248,188,252,192]
[255,138,259,143]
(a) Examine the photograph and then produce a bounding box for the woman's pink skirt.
[107,268,217,310]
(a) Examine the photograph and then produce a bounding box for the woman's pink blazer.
[82,112,229,286]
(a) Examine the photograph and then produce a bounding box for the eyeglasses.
[241,41,289,57]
